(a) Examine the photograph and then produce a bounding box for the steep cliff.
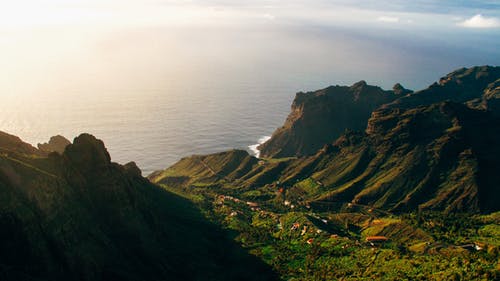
[258,81,400,158]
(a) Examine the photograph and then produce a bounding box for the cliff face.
[260,66,500,159]
[258,81,401,158]
[0,132,276,281]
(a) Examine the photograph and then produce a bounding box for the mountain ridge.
[259,65,500,159]
[257,80,401,158]
[152,65,500,214]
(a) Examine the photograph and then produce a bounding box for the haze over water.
[1,1,499,175]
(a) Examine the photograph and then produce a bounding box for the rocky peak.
[64,133,111,174]
[392,83,413,95]
[351,80,367,90]
[384,66,500,110]
[37,135,71,154]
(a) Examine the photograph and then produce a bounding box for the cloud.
[459,14,500,28]
[377,16,400,23]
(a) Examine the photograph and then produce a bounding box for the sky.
[0,0,499,96]
[1,0,500,28]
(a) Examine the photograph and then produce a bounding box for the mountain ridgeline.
[151,66,500,214]
[259,66,499,158]
[0,132,276,281]
[257,81,406,158]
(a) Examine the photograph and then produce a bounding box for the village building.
[365,236,388,246]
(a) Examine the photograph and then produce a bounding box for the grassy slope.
[152,174,500,280]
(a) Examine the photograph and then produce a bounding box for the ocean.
[0,78,295,176]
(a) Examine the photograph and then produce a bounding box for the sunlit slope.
[152,66,500,213]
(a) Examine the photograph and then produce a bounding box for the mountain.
[151,66,500,214]
[257,81,403,158]
[0,131,276,281]
[306,101,500,213]
[383,65,500,110]
[259,66,500,159]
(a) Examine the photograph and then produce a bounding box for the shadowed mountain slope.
[0,132,277,281]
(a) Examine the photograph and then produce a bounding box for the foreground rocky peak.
[0,131,276,281]
[64,133,112,174]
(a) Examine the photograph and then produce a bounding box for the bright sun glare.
[0,1,212,28]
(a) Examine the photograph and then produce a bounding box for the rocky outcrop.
[37,135,71,154]
[392,83,413,96]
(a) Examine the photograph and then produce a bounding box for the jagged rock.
[393,83,413,95]
[64,133,112,175]
[37,135,71,154]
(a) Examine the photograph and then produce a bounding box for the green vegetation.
[154,174,499,280]
[148,66,500,279]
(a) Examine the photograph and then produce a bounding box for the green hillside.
[150,66,500,280]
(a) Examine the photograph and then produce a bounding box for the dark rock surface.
[0,133,277,281]
[37,135,71,154]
